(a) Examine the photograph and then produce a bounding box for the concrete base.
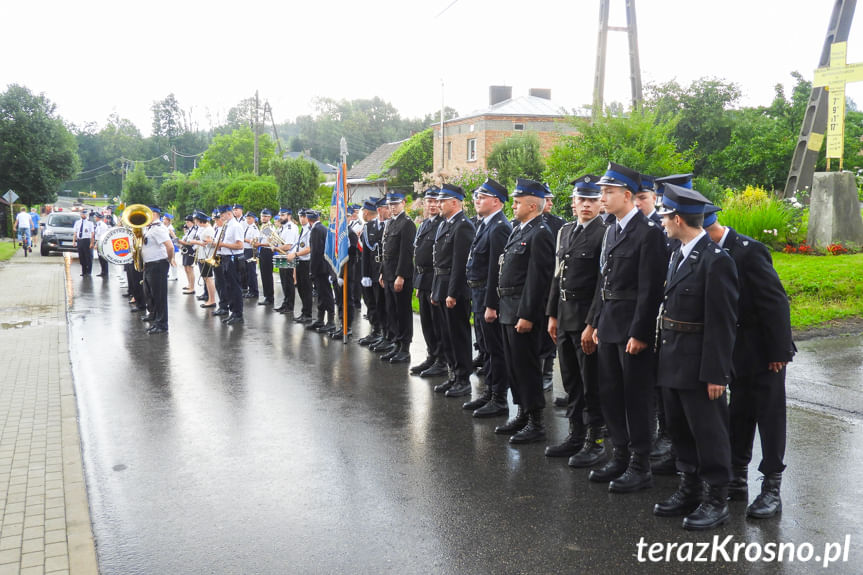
[807,171,863,247]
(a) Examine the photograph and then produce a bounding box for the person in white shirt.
[72,210,96,276]
[178,215,198,294]
[162,214,179,281]
[274,208,299,314]
[190,213,216,308]
[93,213,111,277]
[287,209,313,322]
[140,211,174,335]
[13,207,35,253]
[214,205,245,324]
[243,212,260,299]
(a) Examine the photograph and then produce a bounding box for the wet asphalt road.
[65,264,863,574]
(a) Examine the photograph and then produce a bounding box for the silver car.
[40,212,80,256]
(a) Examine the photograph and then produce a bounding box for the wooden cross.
[813,41,863,169]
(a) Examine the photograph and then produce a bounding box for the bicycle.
[18,230,33,257]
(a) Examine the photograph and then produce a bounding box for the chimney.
[489,85,512,106]
[529,88,552,100]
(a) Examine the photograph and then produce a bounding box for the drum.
[97,227,135,266]
[273,255,296,269]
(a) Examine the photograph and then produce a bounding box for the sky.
[5,0,863,140]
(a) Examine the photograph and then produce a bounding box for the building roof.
[447,95,589,123]
[347,139,407,180]
[283,151,338,174]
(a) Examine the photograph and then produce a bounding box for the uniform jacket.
[466,211,511,311]
[361,220,383,280]
[309,222,329,275]
[431,211,475,302]
[723,228,795,376]
[497,216,555,325]
[658,234,739,389]
[546,217,607,332]
[381,211,416,282]
[414,215,443,291]
[543,212,566,238]
[593,211,666,344]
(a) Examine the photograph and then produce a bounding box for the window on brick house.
[513,123,525,131]
[467,138,477,162]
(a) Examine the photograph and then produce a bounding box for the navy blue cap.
[306,210,319,220]
[93,212,103,219]
[375,197,388,208]
[232,204,243,210]
[438,183,465,201]
[163,213,174,220]
[347,205,357,215]
[475,179,508,203]
[423,186,441,198]
[184,214,194,222]
[362,200,379,212]
[639,174,656,193]
[655,174,693,197]
[261,208,272,216]
[598,162,641,194]
[193,211,210,221]
[656,184,711,216]
[570,175,602,198]
[513,178,548,199]
[218,205,231,214]
[543,184,554,199]
[703,204,721,227]
[244,212,256,219]
[151,206,163,215]
[278,207,291,215]
[386,192,406,204]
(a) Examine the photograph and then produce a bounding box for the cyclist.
[13,207,35,253]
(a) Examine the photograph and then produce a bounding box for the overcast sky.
[5,0,863,138]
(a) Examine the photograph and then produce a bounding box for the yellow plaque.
[807,132,824,152]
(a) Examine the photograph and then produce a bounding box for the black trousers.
[222,256,244,317]
[295,261,313,317]
[258,248,274,300]
[213,263,227,310]
[238,252,249,291]
[662,386,732,486]
[443,296,473,379]
[477,310,508,399]
[417,288,441,360]
[374,281,390,339]
[558,329,603,433]
[385,278,413,346]
[97,255,109,276]
[729,369,787,474]
[244,248,258,296]
[597,341,656,455]
[126,264,144,306]
[278,268,295,311]
[334,276,355,328]
[313,273,334,318]
[77,242,93,274]
[143,259,169,330]
[363,283,379,332]
[501,322,544,411]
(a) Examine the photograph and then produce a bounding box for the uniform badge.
[742,240,749,246]
[715,248,721,253]
[648,221,655,227]
[300,242,306,247]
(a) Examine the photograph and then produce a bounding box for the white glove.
[337,278,344,287]
[361,277,372,287]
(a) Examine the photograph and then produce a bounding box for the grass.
[773,252,863,329]
[0,241,16,262]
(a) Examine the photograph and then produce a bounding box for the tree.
[271,156,321,214]
[196,126,275,175]
[151,93,187,140]
[0,84,80,206]
[487,133,545,190]
[122,164,155,205]
[373,128,433,192]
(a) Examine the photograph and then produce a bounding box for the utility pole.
[253,90,260,176]
[592,0,643,118]
[440,79,446,174]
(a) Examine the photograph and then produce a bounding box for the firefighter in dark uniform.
[464,179,512,417]
[379,192,416,364]
[545,176,608,465]
[358,200,386,346]
[540,189,565,391]
[306,210,336,332]
[704,205,795,520]
[493,178,555,444]
[369,199,395,353]
[589,163,666,493]
[430,184,476,396]
[635,175,662,225]
[410,188,447,376]
[652,184,739,531]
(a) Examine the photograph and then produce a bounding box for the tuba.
[201,221,227,268]
[121,204,155,272]
[260,223,285,249]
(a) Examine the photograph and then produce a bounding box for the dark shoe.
[589,448,630,483]
[200,303,216,308]
[381,343,401,361]
[410,357,436,375]
[316,322,336,333]
[728,465,749,502]
[510,410,547,444]
[131,306,147,313]
[473,398,508,418]
[475,365,487,376]
[444,379,471,397]
[553,396,568,408]
[147,326,168,335]
[419,360,448,377]
[370,339,394,352]
[462,394,490,411]
[95,273,105,277]
[273,305,286,312]
[389,351,411,364]
[140,314,154,322]
[212,308,229,317]
[293,315,311,324]
[650,433,673,458]
[683,485,730,531]
[650,451,679,476]
[655,473,703,517]
[609,453,653,493]
[472,354,484,368]
[495,406,528,435]
[544,423,584,457]
[433,375,455,393]
[258,299,274,306]
[331,329,352,341]
[568,426,608,468]
[357,333,379,346]
[747,473,782,519]
[225,316,244,325]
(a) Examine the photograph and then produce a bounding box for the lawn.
[772,252,863,329]
[0,241,17,262]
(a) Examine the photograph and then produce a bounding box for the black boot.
[370,338,395,352]
[357,330,380,346]
[410,356,436,375]
[445,378,472,398]
[683,484,730,531]
[650,449,679,476]
[420,360,448,377]
[462,390,491,411]
[494,406,528,435]
[544,422,584,458]
[381,342,402,361]
[542,356,554,391]
[609,452,653,493]
[747,472,782,519]
[510,409,546,444]
[316,312,336,332]
[473,395,509,418]
[588,448,629,483]
[568,426,607,468]
[654,473,704,517]
[306,312,325,330]
[728,465,749,501]
[433,371,455,393]
[650,432,673,458]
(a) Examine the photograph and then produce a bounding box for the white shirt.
[716,227,731,249]
[219,218,245,255]
[675,230,707,273]
[279,222,299,247]
[142,222,172,263]
[197,226,214,258]
[296,224,311,261]
[73,218,95,239]
[616,207,640,232]
[15,212,33,230]
[243,223,260,249]
[94,221,109,241]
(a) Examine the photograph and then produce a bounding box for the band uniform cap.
[656,183,711,216]
[306,210,320,220]
[193,211,209,221]
[244,211,257,219]
[543,183,554,199]
[346,205,356,215]
[570,175,602,198]
[513,178,548,199]
[260,208,272,216]
[217,205,231,214]
[163,213,174,220]
[361,200,378,212]
[639,174,656,193]
[702,204,721,227]
[475,178,508,203]
[438,183,465,201]
[375,197,389,208]
[184,214,194,222]
[93,212,103,219]
[232,204,244,210]
[423,186,441,199]
[387,192,406,204]
[278,207,291,215]
[655,173,694,197]
[598,162,641,193]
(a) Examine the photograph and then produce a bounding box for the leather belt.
[661,317,704,333]
[497,286,523,297]
[601,288,637,301]
[560,288,594,302]
[468,280,487,289]
[416,265,431,274]
[434,267,451,275]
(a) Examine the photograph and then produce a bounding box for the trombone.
[201,221,227,268]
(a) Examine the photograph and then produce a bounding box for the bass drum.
[98,227,135,266]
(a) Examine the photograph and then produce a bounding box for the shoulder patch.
[715,248,721,253]
[742,240,749,247]
[647,221,655,227]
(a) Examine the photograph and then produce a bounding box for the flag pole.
[340,137,349,344]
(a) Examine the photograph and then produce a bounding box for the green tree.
[197,126,275,175]
[271,156,322,213]
[374,128,433,192]
[487,133,545,190]
[122,164,155,205]
[0,84,80,206]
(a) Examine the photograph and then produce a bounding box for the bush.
[717,186,792,248]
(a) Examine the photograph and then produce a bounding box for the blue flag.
[324,162,349,276]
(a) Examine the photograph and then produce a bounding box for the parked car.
[40,212,80,256]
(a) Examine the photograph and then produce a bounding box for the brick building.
[433,86,587,175]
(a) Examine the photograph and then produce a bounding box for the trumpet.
[121,204,155,272]
[260,223,285,248]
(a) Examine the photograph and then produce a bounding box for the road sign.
[812,41,863,160]
[3,190,19,204]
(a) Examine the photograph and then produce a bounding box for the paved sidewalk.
[0,244,98,575]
